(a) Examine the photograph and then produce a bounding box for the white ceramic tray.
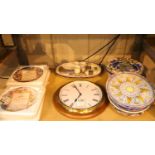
[56,61,102,78]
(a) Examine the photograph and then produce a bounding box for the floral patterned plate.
[13,66,43,82]
[106,73,154,110]
[106,58,144,75]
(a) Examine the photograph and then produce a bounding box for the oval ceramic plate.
[106,73,155,109]
[0,87,37,111]
[13,66,43,82]
[56,61,102,78]
[106,58,144,75]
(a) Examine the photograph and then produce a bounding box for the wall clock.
[54,81,106,119]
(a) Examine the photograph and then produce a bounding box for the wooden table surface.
[40,70,155,121]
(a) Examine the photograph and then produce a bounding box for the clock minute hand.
[73,85,82,95]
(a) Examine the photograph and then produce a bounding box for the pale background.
[1,34,155,84]
[1,34,134,67]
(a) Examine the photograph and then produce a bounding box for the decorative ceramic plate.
[0,87,37,111]
[56,61,102,78]
[13,66,43,82]
[106,58,144,75]
[106,73,154,110]
[108,95,150,114]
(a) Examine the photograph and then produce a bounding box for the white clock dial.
[59,81,103,110]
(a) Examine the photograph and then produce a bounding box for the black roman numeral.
[94,94,99,96]
[63,99,69,102]
[91,88,97,91]
[93,99,98,102]
[62,94,67,96]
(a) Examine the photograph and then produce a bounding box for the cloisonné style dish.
[0,86,37,111]
[56,61,102,78]
[13,66,43,82]
[106,58,144,75]
[106,73,155,115]
[55,81,106,118]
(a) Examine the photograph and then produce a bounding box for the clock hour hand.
[70,93,81,107]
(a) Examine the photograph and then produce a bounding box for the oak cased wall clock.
[54,81,106,119]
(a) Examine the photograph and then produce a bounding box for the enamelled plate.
[13,66,43,82]
[106,58,144,75]
[108,95,151,116]
[106,73,155,110]
[0,87,37,111]
[56,61,102,78]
